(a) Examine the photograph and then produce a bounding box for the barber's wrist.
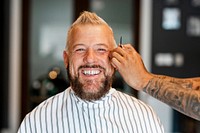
[141,73,154,90]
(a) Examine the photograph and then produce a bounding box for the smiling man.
[18,11,164,133]
[64,22,115,101]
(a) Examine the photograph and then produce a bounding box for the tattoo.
[144,76,200,121]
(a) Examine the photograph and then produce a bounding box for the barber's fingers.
[112,47,126,58]
[113,44,136,54]
[110,47,125,67]
[111,56,121,70]
[112,50,124,60]
[110,44,138,70]
[122,44,137,53]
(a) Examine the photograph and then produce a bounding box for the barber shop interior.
[1,0,200,132]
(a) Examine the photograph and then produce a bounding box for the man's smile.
[78,65,105,77]
[82,69,101,75]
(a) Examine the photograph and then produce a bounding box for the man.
[111,44,200,121]
[18,11,164,133]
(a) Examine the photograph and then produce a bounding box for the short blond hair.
[65,11,116,51]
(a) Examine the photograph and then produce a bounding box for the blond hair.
[65,11,116,51]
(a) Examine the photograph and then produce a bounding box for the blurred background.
[1,0,200,132]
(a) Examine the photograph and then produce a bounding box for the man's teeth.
[83,70,100,75]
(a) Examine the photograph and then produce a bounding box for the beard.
[67,65,114,101]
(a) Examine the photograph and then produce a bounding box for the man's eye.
[97,48,107,52]
[75,48,85,52]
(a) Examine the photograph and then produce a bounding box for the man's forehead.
[72,24,112,32]
[67,24,115,51]
[72,43,109,48]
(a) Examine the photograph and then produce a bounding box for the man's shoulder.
[18,87,72,132]
[113,89,153,109]
[25,87,70,117]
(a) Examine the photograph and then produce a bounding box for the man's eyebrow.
[73,43,109,48]
[72,44,85,49]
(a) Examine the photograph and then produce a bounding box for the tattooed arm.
[111,44,200,121]
[144,76,200,121]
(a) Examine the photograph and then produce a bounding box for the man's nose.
[83,49,97,63]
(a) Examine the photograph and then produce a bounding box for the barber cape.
[18,87,164,133]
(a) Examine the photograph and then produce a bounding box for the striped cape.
[18,87,164,133]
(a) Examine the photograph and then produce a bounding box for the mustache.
[79,65,105,70]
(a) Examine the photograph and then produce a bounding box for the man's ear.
[63,51,69,68]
